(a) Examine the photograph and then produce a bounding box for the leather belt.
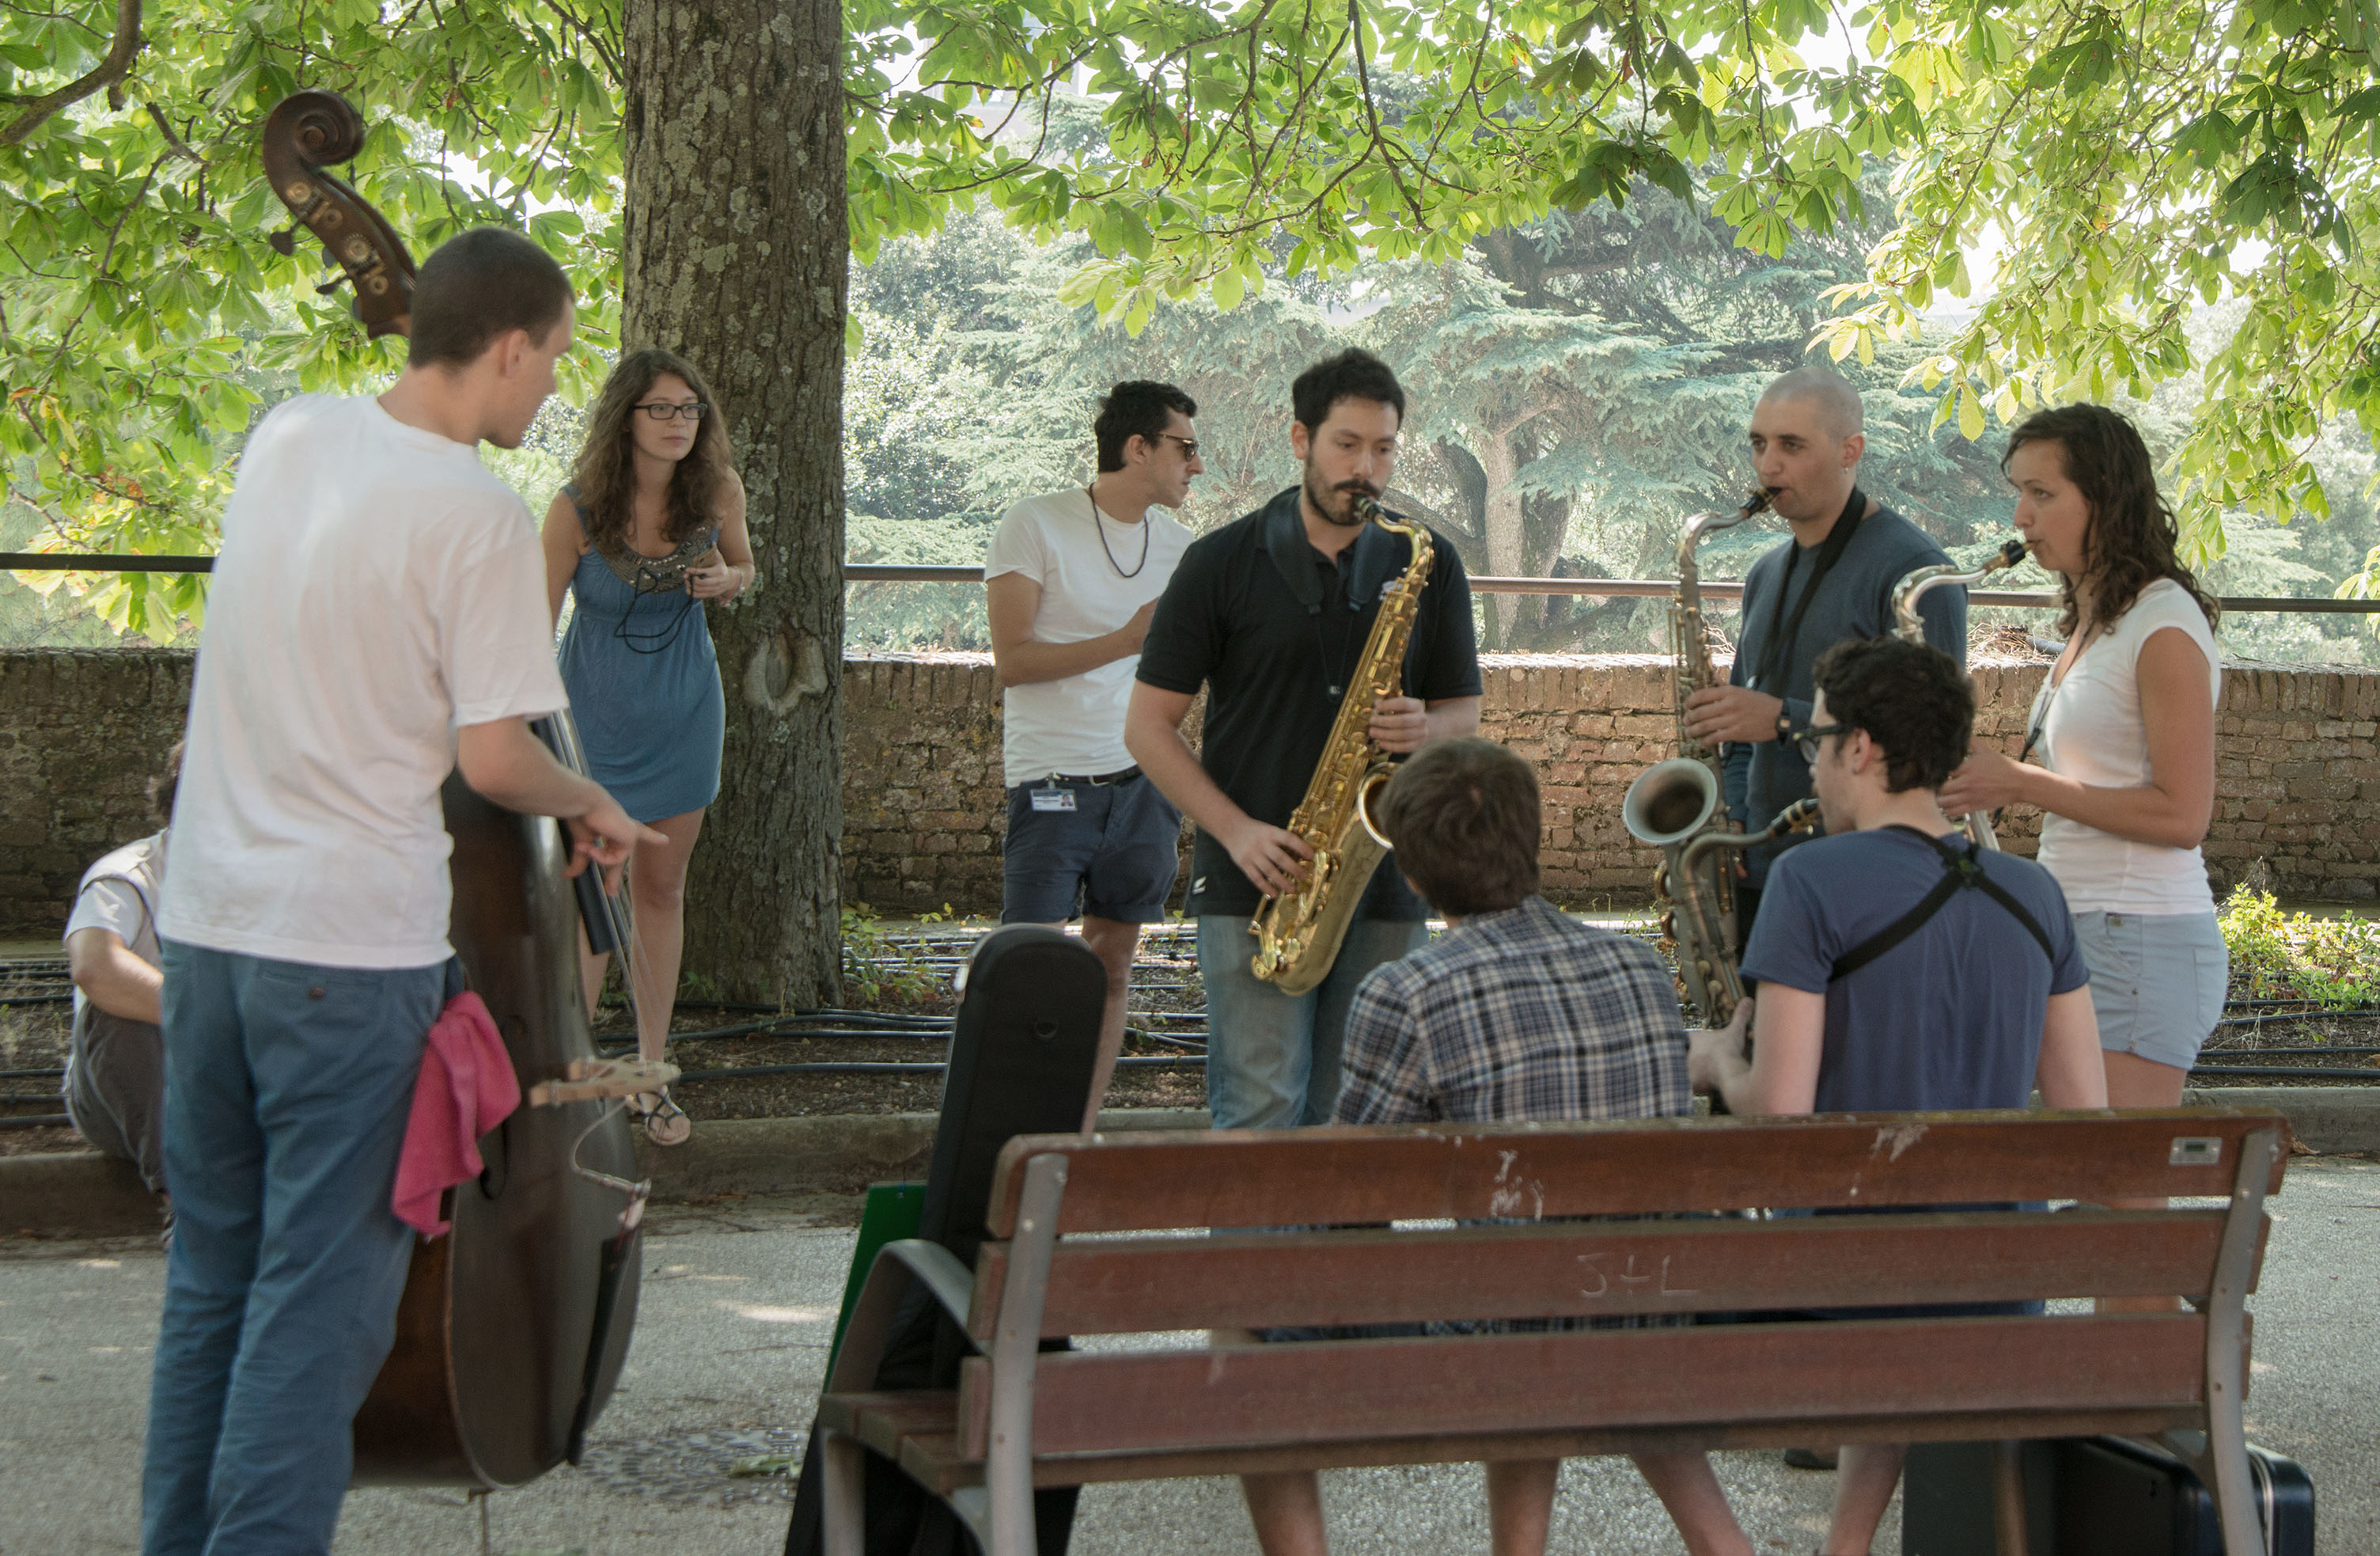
[1041,766,1141,786]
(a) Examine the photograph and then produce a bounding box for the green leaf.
[1957,385,1986,440]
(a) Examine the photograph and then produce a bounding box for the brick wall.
[1482,655,2049,902]
[6,647,2376,937]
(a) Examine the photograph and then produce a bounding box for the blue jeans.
[142,942,446,1556]
[1197,915,1427,1129]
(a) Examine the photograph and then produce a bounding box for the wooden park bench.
[814,1105,2291,1556]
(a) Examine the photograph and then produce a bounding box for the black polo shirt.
[1135,486,1482,919]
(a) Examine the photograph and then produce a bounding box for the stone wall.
[1,651,195,938]
[6,647,2377,937]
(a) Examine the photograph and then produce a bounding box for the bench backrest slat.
[955,1311,2211,1460]
[967,1209,2242,1342]
[983,1110,2289,1238]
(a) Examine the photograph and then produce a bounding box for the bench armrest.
[826,1238,978,1395]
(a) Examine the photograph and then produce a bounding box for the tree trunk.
[1477,427,1529,647]
[622,0,846,1004]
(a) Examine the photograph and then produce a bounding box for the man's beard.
[1302,464,1379,528]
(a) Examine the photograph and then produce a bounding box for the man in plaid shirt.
[1237,738,1755,1556]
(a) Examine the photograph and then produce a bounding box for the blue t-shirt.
[1739,826,2089,1114]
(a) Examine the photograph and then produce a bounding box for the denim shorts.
[1001,773,1182,924]
[2074,909,2227,1072]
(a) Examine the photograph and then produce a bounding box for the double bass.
[260,89,651,1486]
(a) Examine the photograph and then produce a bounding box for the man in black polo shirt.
[1127,349,1482,1130]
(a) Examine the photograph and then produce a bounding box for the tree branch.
[2,0,142,145]
[143,101,204,163]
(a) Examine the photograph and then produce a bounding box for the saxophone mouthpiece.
[1998,537,2029,567]
[1744,488,1776,518]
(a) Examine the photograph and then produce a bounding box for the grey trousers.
[64,1003,168,1193]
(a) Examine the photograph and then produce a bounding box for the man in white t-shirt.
[62,746,180,1201]
[142,228,661,1556]
[984,381,1201,1128]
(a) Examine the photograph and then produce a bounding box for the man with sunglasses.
[1687,634,2104,1556]
[1679,369,1966,943]
[985,381,1203,1128]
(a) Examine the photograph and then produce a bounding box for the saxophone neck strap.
[1264,488,1326,615]
[1261,486,1415,613]
[1754,486,1866,693]
[1826,824,2054,982]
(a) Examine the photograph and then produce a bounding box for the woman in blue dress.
[541,349,752,1140]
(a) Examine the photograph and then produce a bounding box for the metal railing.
[9,555,2379,614]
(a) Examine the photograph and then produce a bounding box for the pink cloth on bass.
[392,990,521,1237]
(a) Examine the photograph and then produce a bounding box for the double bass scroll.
[260,90,416,339]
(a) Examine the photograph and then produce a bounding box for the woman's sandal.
[629,1089,692,1147]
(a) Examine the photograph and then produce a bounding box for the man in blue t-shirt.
[1688,634,2105,1556]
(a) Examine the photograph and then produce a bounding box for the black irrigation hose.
[589,1029,958,1057]
[0,992,72,1007]
[2190,1065,2380,1080]
[2200,1046,2380,1058]
[597,1023,1214,1059]
[0,1114,71,1129]
[597,1001,955,1027]
[0,1067,66,1080]
[670,1054,1207,1083]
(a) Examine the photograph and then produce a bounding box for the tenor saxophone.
[1621,491,1813,1027]
[1249,496,1434,996]
[1892,537,2029,850]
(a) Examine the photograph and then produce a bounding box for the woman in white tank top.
[1940,405,2226,1114]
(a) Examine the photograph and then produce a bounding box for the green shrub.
[2217,886,2380,1010]
[839,903,949,1010]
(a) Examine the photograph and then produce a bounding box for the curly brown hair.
[571,348,735,550]
[2003,404,2218,638]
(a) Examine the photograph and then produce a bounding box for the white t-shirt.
[983,489,1192,788]
[157,394,568,969]
[65,831,165,1019]
[2032,577,2224,915]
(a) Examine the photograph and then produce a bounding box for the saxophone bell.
[1622,758,1723,847]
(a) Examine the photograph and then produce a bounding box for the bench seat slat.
[955,1312,2207,1459]
[987,1109,2290,1236]
[971,1209,2237,1340]
[817,1389,960,1461]
[885,1406,2207,1494]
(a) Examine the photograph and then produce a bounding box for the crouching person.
[1237,737,1756,1556]
[63,745,180,1213]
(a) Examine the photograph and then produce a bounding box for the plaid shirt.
[1333,896,1690,1126]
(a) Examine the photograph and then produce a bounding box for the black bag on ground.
[1904,1434,2314,1554]
[784,925,1108,1556]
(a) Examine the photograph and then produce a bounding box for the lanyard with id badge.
[1029,784,1078,814]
